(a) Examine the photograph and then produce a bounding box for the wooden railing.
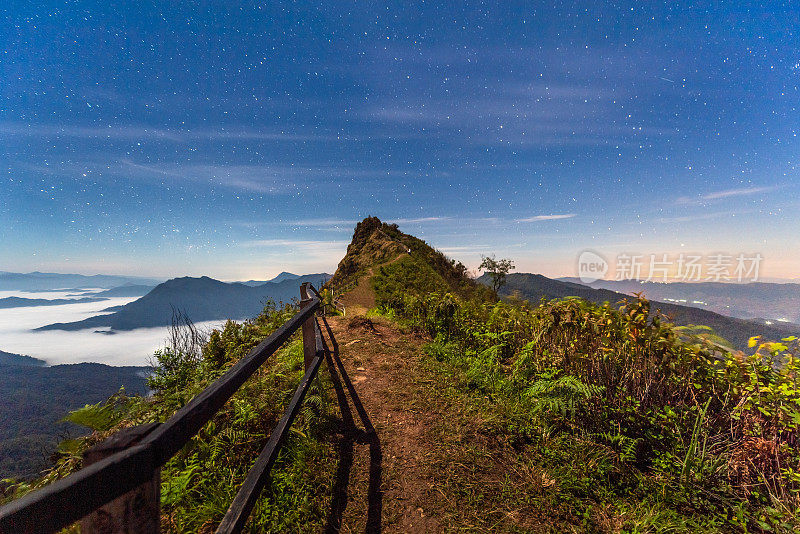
[0,283,328,534]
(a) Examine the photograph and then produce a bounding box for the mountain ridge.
[558,277,800,323]
[0,271,163,291]
[0,350,46,367]
[36,273,330,331]
[0,296,107,309]
[328,216,487,308]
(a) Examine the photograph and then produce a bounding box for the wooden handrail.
[216,317,326,533]
[0,285,323,534]
[307,282,346,316]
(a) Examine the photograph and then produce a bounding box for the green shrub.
[380,287,800,531]
[3,302,336,532]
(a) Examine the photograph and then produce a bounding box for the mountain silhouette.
[36,274,329,331]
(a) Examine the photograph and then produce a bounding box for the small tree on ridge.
[480,255,515,293]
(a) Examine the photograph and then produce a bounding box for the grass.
[366,275,800,533]
[2,304,344,533]
[158,339,340,533]
[406,336,732,533]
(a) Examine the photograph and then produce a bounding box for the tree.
[479,255,515,293]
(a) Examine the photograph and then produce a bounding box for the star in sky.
[2,2,798,279]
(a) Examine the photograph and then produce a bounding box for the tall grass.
[378,287,800,531]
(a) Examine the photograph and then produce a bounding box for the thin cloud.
[701,186,779,200]
[275,216,451,227]
[281,219,359,228]
[437,245,490,254]
[389,217,451,224]
[20,159,413,194]
[678,186,782,204]
[516,214,576,222]
[118,160,388,194]
[0,122,333,142]
[659,212,734,223]
[361,47,678,149]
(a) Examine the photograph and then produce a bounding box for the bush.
[379,288,800,531]
[2,301,336,532]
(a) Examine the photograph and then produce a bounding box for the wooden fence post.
[299,283,316,371]
[80,423,161,534]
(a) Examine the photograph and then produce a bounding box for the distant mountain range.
[0,282,155,308]
[36,273,330,331]
[484,273,798,351]
[239,271,305,286]
[0,296,107,309]
[76,284,155,298]
[559,278,800,324]
[0,271,163,291]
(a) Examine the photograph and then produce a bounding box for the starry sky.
[2,2,799,280]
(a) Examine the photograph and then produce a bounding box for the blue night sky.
[2,2,798,280]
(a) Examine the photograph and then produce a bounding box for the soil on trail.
[321,313,442,533]
[338,276,376,314]
[320,272,559,533]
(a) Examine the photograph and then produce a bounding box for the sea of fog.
[0,290,224,367]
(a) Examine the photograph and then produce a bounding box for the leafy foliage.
[378,283,800,531]
[479,254,515,293]
[2,301,338,532]
[63,392,136,432]
[372,254,443,310]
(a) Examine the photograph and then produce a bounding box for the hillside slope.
[0,350,45,367]
[8,218,800,532]
[328,216,489,310]
[487,272,797,351]
[88,284,155,297]
[0,363,148,478]
[561,277,800,324]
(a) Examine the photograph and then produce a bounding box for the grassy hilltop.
[4,217,800,533]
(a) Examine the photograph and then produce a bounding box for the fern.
[523,374,603,418]
[596,431,642,463]
[63,389,132,431]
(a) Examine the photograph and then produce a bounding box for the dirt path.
[319,312,443,533]
[338,253,407,315]
[318,273,557,533]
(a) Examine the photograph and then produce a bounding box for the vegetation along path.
[319,305,569,532]
[7,217,799,533]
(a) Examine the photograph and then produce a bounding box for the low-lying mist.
[0,291,224,366]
